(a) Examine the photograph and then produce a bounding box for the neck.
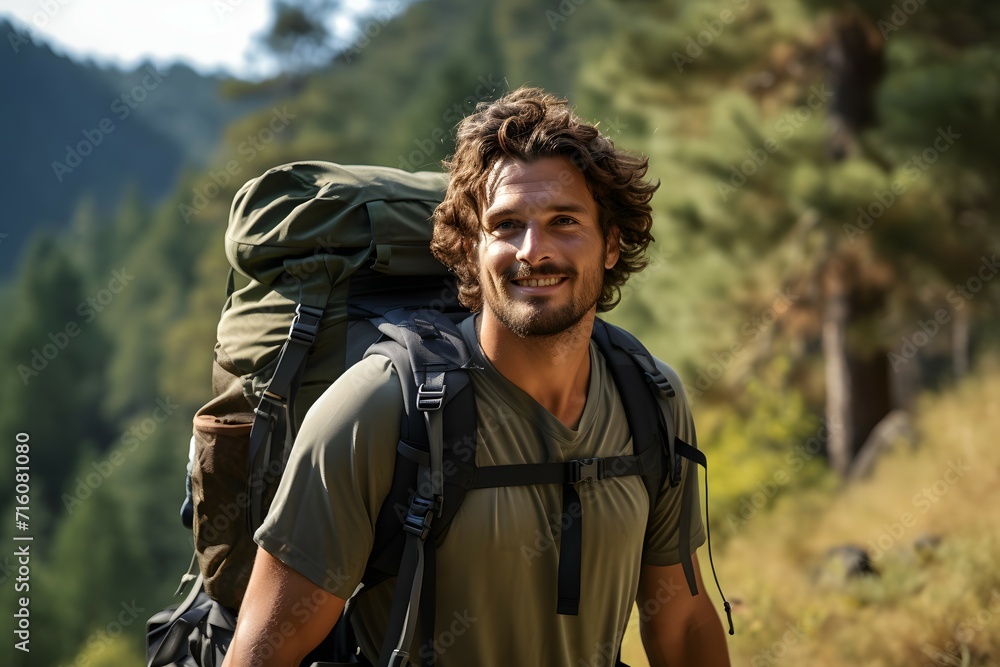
[476,309,596,429]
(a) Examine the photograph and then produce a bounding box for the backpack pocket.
[191,410,255,610]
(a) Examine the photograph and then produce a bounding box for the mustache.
[503,262,576,281]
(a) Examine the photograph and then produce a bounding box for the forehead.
[482,156,597,218]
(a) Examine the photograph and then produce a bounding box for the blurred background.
[1,0,998,664]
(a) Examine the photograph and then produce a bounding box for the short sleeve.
[641,359,707,565]
[254,355,402,599]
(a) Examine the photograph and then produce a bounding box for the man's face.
[477,156,619,338]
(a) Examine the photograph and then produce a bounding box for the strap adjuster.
[416,384,446,411]
[288,303,323,345]
[402,496,434,540]
[569,458,604,483]
[644,369,675,398]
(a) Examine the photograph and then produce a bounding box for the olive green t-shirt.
[255,315,705,666]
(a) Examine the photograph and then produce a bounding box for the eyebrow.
[483,203,590,219]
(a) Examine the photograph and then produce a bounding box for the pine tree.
[580,0,999,476]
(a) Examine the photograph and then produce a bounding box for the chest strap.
[398,442,648,616]
[397,442,645,488]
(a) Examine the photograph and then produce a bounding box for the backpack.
[146,161,730,667]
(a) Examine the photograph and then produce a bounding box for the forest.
[1,0,998,664]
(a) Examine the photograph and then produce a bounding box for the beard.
[482,261,603,338]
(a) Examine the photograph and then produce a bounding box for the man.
[224,87,731,666]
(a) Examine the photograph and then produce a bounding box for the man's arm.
[637,554,731,667]
[223,547,346,667]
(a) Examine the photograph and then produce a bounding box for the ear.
[604,226,620,270]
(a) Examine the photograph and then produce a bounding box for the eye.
[490,220,518,234]
[554,216,577,225]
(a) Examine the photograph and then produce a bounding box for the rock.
[913,534,943,564]
[848,410,917,481]
[818,544,879,586]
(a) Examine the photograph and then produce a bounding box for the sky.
[0,0,374,79]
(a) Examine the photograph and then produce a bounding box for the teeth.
[517,277,561,287]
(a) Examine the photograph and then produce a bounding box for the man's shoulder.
[297,354,404,442]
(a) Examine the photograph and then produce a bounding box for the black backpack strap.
[675,438,734,635]
[590,320,671,496]
[459,455,640,488]
[592,319,733,634]
[362,311,477,667]
[246,301,325,531]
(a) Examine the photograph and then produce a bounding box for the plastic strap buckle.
[256,389,287,410]
[402,496,434,540]
[288,303,324,345]
[569,458,605,483]
[644,369,676,398]
[416,384,446,411]
[387,649,410,667]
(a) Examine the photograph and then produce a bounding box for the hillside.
[620,364,1000,665]
[0,18,279,276]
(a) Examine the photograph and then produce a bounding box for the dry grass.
[621,364,1000,666]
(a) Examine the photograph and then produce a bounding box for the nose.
[514,222,552,266]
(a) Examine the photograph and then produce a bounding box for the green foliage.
[697,356,836,542]
[5,0,1000,665]
[0,234,115,513]
[668,365,1000,667]
[68,634,146,667]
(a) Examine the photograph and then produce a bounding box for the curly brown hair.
[430,87,659,313]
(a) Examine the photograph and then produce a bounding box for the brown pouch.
[189,353,258,611]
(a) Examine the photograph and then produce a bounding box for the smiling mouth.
[511,277,564,287]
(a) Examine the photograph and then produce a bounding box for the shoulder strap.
[246,300,326,532]
[591,319,676,499]
[363,310,478,667]
[592,319,733,635]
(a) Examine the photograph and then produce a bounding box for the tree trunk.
[849,350,893,453]
[953,306,970,380]
[823,257,853,477]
